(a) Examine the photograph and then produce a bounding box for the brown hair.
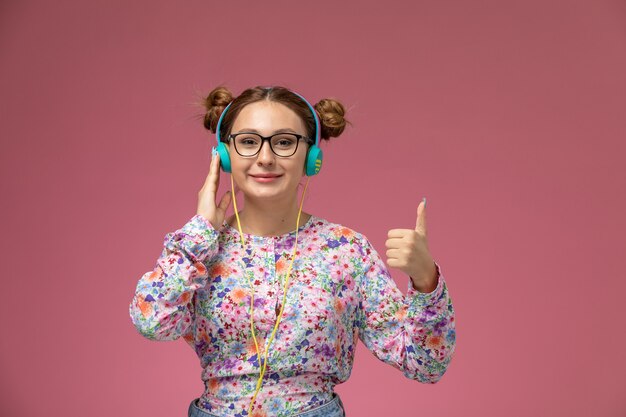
[202,85,349,142]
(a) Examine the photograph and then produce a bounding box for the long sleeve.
[355,236,456,383]
[129,214,219,341]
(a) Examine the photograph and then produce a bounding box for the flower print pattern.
[130,214,456,417]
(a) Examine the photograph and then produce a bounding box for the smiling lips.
[250,174,282,183]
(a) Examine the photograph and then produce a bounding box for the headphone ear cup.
[305,145,323,176]
[216,142,232,173]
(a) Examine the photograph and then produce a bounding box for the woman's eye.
[240,138,258,145]
[274,137,296,147]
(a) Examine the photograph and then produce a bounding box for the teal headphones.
[213,89,323,176]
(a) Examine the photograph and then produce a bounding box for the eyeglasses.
[228,132,311,157]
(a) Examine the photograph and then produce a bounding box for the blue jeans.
[188,393,346,417]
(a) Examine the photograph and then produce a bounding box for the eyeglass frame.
[226,132,313,157]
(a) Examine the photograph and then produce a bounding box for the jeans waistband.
[188,392,345,417]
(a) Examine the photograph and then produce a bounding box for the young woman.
[129,86,456,417]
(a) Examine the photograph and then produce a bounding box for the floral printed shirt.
[129,214,456,417]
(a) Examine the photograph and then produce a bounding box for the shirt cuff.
[183,214,218,236]
[406,261,445,307]
[162,214,219,263]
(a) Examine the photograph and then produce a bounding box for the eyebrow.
[235,128,299,134]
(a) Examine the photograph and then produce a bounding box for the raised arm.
[129,151,233,341]
[356,236,456,383]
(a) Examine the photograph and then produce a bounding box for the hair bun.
[315,98,348,140]
[203,86,233,133]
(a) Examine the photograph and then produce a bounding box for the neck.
[229,191,311,237]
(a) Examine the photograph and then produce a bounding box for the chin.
[244,186,296,202]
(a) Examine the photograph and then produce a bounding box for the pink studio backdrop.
[1,1,625,416]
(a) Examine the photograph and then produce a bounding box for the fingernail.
[422,197,427,207]
[211,146,217,157]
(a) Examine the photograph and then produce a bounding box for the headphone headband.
[289,91,321,147]
[215,88,320,145]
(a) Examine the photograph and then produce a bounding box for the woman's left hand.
[385,198,438,293]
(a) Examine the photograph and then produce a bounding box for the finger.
[385,248,403,259]
[386,258,401,268]
[415,198,427,235]
[217,190,232,213]
[385,237,406,249]
[387,229,412,239]
[206,152,221,195]
[203,151,219,185]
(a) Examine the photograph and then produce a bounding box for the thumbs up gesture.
[385,198,439,293]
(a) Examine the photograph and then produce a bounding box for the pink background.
[1,1,625,416]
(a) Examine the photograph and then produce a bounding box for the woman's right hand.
[197,151,234,230]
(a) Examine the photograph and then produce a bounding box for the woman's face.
[228,100,309,203]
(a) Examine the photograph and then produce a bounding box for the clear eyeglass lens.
[234,133,299,156]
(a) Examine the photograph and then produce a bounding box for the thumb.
[217,190,233,213]
[415,197,427,234]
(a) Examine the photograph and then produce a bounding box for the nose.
[256,139,275,166]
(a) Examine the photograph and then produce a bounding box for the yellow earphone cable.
[229,174,311,416]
